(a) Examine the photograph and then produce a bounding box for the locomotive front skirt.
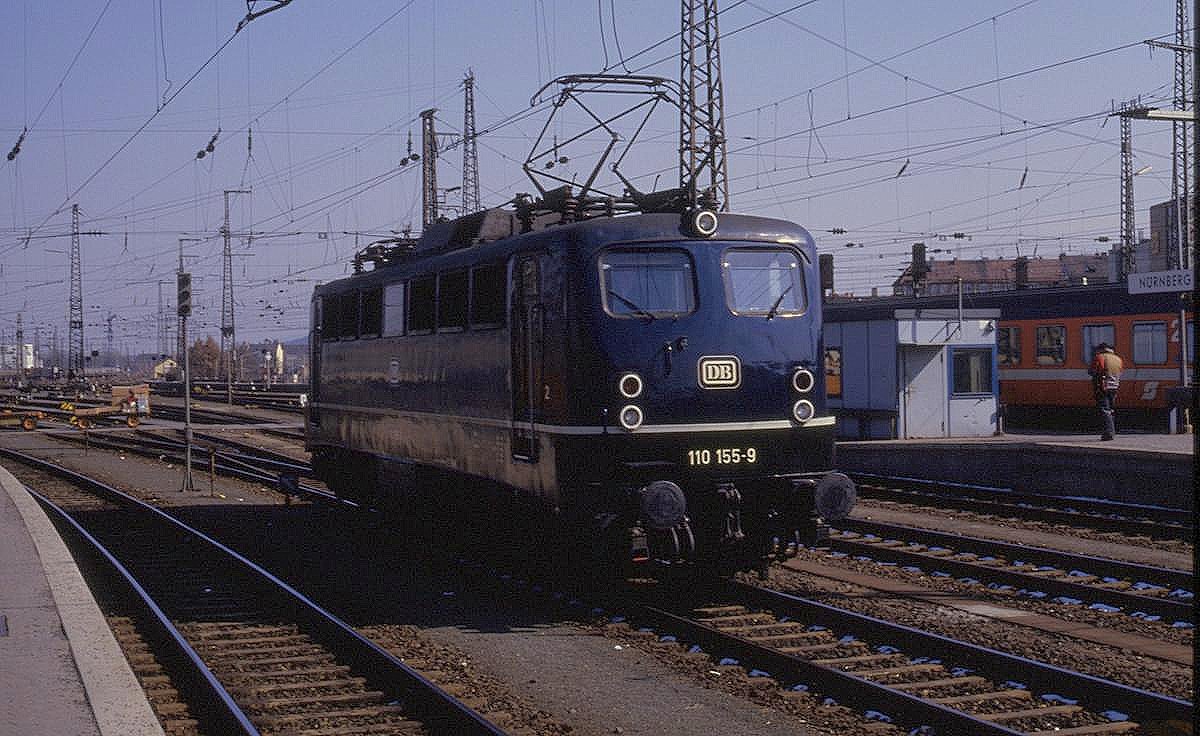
[306,211,855,567]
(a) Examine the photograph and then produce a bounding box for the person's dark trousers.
[1098,390,1117,440]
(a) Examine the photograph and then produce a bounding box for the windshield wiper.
[766,284,794,320]
[607,290,656,322]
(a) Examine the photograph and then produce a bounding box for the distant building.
[892,252,1115,296]
[1146,199,1182,271]
[153,358,179,379]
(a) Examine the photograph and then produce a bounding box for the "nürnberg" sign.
[1127,269,1193,294]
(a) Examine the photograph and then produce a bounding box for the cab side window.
[407,275,436,333]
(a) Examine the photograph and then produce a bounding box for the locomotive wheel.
[126,415,140,428]
[20,416,36,431]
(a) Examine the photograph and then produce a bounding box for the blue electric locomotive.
[306,205,855,567]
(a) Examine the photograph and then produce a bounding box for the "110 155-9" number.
[687,447,758,466]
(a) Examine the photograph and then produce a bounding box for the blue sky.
[0,1,1185,353]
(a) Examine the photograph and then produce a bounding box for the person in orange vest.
[1088,343,1123,441]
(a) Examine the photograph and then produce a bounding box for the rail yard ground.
[0,402,1193,735]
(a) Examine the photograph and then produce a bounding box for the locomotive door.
[308,297,322,426]
[511,255,544,461]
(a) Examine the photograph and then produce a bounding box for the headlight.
[619,404,644,430]
[792,399,815,423]
[792,367,815,393]
[618,372,643,398]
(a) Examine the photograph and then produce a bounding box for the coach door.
[511,255,544,461]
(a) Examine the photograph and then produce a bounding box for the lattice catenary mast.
[420,109,439,228]
[68,204,84,378]
[679,0,730,212]
[221,189,250,384]
[1169,0,1191,269]
[462,72,480,215]
[1119,102,1136,278]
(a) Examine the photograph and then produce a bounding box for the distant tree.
[190,336,221,378]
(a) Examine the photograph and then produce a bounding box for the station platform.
[836,430,1195,509]
[0,462,163,736]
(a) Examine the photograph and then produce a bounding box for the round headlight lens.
[792,368,815,393]
[618,372,643,398]
[792,399,815,423]
[619,404,644,430]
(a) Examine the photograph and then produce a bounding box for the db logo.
[698,356,741,389]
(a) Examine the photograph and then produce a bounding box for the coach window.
[437,270,469,331]
[383,283,405,337]
[722,248,807,316]
[407,275,436,333]
[1132,321,1167,364]
[997,327,1020,366]
[1081,324,1114,362]
[952,348,993,395]
[470,262,506,328]
[360,287,382,338]
[338,291,359,340]
[1034,325,1065,365]
[824,347,842,398]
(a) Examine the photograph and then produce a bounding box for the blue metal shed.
[824,307,1001,439]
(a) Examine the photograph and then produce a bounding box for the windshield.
[722,248,807,316]
[600,249,696,319]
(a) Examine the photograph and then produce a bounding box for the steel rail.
[47,429,343,506]
[29,485,261,736]
[838,517,1193,592]
[827,531,1192,622]
[726,580,1193,724]
[629,597,1026,735]
[0,446,508,735]
[852,474,1191,540]
[627,577,1192,734]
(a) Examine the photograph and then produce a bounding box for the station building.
[823,305,1001,440]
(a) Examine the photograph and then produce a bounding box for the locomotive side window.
[952,348,993,395]
[722,248,807,316]
[470,262,506,328]
[338,291,359,340]
[437,269,469,331]
[383,282,405,337]
[1132,321,1167,364]
[360,287,383,338]
[1034,325,1065,365]
[1081,324,1114,363]
[407,276,436,333]
[599,249,696,318]
[319,296,338,341]
[997,327,1021,366]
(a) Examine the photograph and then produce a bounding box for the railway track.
[3,447,508,736]
[852,473,1192,542]
[62,429,1196,626]
[626,576,1192,735]
[828,519,1193,623]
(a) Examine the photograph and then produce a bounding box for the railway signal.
[176,272,192,317]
